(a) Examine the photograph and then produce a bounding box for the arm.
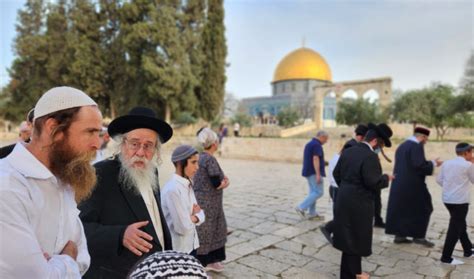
[0,189,80,279]
[333,157,342,187]
[468,163,474,184]
[410,144,434,176]
[361,155,389,191]
[78,186,127,258]
[436,166,444,187]
[313,155,321,178]
[164,191,198,235]
[191,192,205,226]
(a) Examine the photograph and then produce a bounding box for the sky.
[1,0,473,99]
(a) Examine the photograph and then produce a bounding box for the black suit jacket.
[79,157,172,279]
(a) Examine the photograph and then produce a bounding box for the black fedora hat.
[108,107,173,143]
[368,123,393,148]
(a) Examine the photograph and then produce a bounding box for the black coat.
[333,143,389,256]
[0,143,15,159]
[79,158,172,279]
[385,140,434,238]
[342,138,358,150]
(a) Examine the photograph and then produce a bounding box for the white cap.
[34,86,97,121]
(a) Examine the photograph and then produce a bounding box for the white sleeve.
[0,189,81,279]
[436,166,444,187]
[468,163,474,184]
[164,190,195,235]
[74,213,91,275]
[191,190,205,226]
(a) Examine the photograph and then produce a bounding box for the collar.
[173,173,192,189]
[6,143,55,180]
[362,141,374,151]
[407,136,420,144]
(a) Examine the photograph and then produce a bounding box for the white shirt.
[161,174,205,253]
[234,123,240,131]
[138,186,165,249]
[328,153,340,188]
[436,156,474,204]
[0,143,90,278]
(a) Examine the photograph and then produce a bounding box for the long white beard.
[118,153,158,195]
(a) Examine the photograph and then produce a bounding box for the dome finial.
[302,36,306,48]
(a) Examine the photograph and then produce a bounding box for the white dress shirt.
[161,174,205,253]
[328,153,340,188]
[436,156,474,204]
[138,185,165,248]
[0,143,90,278]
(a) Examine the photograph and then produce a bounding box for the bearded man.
[79,107,173,278]
[0,87,102,278]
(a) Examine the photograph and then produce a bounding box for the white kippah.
[34,86,97,121]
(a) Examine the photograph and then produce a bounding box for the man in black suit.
[79,107,173,278]
[332,123,395,279]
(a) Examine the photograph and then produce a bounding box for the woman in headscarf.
[193,128,230,273]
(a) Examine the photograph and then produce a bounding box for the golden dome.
[273,47,332,83]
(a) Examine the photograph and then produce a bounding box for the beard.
[118,153,158,195]
[49,138,97,203]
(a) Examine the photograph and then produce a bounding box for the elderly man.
[0,87,102,278]
[385,127,443,247]
[0,108,34,159]
[295,130,329,220]
[79,107,173,278]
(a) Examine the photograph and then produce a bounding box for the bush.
[277,107,299,128]
[174,112,197,125]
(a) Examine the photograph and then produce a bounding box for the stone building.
[241,46,392,129]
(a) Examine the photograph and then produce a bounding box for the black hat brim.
[108,115,173,143]
[368,123,392,148]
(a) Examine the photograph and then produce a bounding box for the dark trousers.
[325,186,338,233]
[196,247,226,266]
[441,203,473,262]
[374,188,383,223]
[340,252,361,279]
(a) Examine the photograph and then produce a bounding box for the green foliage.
[336,98,387,126]
[196,0,227,121]
[277,107,299,128]
[1,0,227,123]
[391,83,467,140]
[174,111,197,125]
[231,113,252,127]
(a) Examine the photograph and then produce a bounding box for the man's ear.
[43,118,61,140]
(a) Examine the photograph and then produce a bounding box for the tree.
[460,50,474,90]
[1,0,49,122]
[336,99,386,126]
[195,0,227,120]
[277,107,299,128]
[392,83,461,140]
[231,112,252,127]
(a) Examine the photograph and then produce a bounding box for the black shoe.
[394,236,412,244]
[321,226,333,245]
[374,221,385,228]
[413,238,435,248]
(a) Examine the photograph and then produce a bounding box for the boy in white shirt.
[162,145,205,255]
[436,142,474,265]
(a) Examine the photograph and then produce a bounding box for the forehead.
[73,106,102,127]
[125,128,158,142]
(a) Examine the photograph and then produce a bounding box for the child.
[436,142,474,265]
[162,145,205,255]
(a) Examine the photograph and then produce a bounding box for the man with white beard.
[79,107,173,278]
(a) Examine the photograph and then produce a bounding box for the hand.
[316,174,321,184]
[191,215,199,223]
[217,177,230,190]
[192,204,201,215]
[60,240,78,261]
[387,174,395,182]
[43,252,51,261]
[123,221,153,256]
[435,158,443,167]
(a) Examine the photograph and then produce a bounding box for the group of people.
[0,87,230,278]
[297,123,473,279]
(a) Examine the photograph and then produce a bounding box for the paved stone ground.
[159,156,474,279]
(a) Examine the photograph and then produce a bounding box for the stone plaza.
[159,154,474,279]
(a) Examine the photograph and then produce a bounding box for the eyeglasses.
[124,138,156,153]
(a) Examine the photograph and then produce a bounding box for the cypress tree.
[196,0,227,121]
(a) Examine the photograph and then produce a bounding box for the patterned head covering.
[128,251,207,279]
